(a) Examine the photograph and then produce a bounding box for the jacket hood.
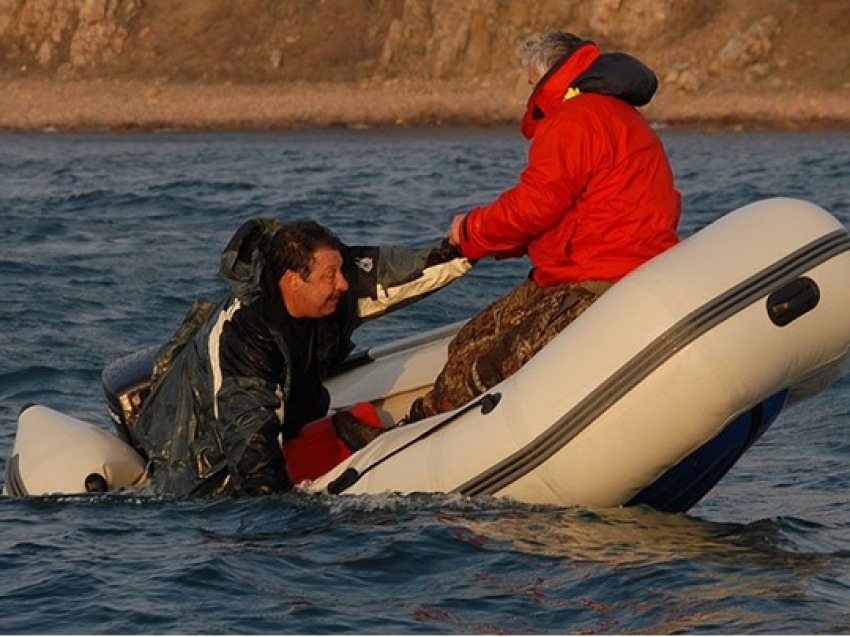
[574,52,658,107]
[219,218,285,303]
[520,42,657,139]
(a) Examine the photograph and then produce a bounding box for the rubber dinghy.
[5,198,850,513]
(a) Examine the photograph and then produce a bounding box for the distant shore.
[1,79,849,132]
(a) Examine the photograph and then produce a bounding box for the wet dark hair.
[267,220,343,281]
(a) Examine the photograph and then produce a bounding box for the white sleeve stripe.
[358,258,472,319]
[208,299,241,421]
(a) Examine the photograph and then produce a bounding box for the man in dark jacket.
[129,218,470,497]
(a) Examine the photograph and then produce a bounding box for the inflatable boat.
[5,198,850,513]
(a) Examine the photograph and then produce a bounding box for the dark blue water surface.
[2,127,850,634]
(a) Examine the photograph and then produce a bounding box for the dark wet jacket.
[129,219,471,497]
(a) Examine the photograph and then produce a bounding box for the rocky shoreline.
[1,79,849,132]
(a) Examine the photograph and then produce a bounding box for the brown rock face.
[0,0,848,130]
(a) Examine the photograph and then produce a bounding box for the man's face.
[280,247,349,318]
[527,66,542,88]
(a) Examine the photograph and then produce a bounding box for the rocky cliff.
[1,0,848,130]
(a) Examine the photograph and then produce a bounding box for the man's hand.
[448,213,466,246]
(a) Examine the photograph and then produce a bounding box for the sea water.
[1,127,850,634]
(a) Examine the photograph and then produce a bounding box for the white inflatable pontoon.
[5,198,850,513]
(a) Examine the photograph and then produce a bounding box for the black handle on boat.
[326,392,501,495]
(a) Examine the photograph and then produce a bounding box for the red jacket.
[459,43,681,286]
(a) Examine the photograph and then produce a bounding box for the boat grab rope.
[457,228,850,497]
[326,392,502,494]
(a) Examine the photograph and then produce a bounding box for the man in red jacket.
[406,30,682,421]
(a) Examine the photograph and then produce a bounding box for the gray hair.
[521,30,585,77]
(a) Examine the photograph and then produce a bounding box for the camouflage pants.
[409,277,606,419]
